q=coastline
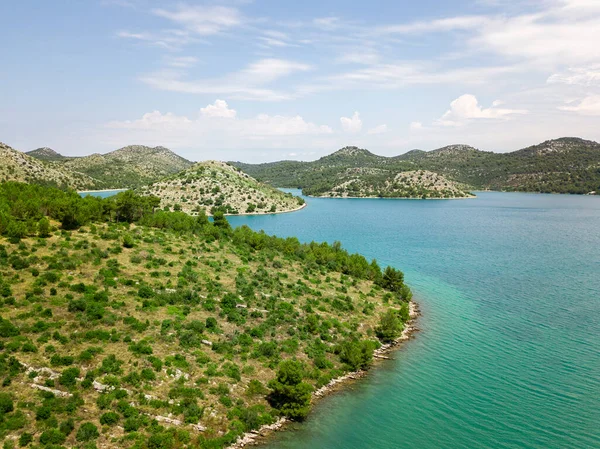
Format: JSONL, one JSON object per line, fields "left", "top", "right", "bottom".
{"left": 222, "top": 202, "right": 307, "bottom": 217}
{"left": 227, "top": 300, "right": 420, "bottom": 449}
{"left": 76, "top": 188, "right": 307, "bottom": 216}
{"left": 307, "top": 194, "right": 475, "bottom": 200}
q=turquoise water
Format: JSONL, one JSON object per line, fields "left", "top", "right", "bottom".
{"left": 227, "top": 191, "right": 600, "bottom": 449}
{"left": 78, "top": 189, "right": 126, "bottom": 198}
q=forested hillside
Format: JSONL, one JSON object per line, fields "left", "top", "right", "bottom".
{"left": 0, "top": 182, "right": 412, "bottom": 449}
{"left": 234, "top": 138, "right": 600, "bottom": 195}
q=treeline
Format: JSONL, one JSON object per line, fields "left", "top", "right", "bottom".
{"left": 0, "top": 182, "right": 409, "bottom": 294}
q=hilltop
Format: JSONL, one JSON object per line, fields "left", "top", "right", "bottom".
{"left": 25, "top": 145, "right": 193, "bottom": 189}
{"left": 233, "top": 137, "right": 600, "bottom": 195}
{"left": 0, "top": 142, "right": 97, "bottom": 190}
{"left": 54, "top": 145, "right": 193, "bottom": 189}
{"left": 0, "top": 182, "right": 412, "bottom": 449}
{"left": 25, "top": 148, "right": 68, "bottom": 162}
{"left": 138, "top": 161, "right": 305, "bottom": 215}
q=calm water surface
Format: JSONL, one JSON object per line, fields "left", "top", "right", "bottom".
{"left": 227, "top": 191, "right": 600, "bottom": 449}
{"left": 78, "top": 189, "right": 126, "bottom": 198}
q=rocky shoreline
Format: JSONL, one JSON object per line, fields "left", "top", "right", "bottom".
{"left": 227, "top": 301, "right": 420, "bottom": 449}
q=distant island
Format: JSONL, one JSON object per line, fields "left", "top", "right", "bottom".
{"left": 137, "top": 160, "right": 305, "bottom": 216}
{"left": 233, "top": 137, "right": 600, "bottom": 196}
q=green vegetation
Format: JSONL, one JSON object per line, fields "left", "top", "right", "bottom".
{"left": 138, "top": 160, "right": 305, "bottom": 216}
{"left": 233, "top": 138, "right": 600, "bottom": 195}
{"left": 0, "top": 181, "right": 411, "bottom": 448}
{"left": 0, "top": 143, "right": 96, "bottom": 191}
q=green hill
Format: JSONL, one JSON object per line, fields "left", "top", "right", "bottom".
{"left": 26, "top": 145, "right": 194, "bottom": 189}
{"left": 0, "top": 142, "right": 97, "bottom": 190}
{"left": 233, "top": 138, "right": 600, "bottom": 195}
{"left": 138, "top": 161, "right": 305, "bottom": 215}
{"left": 0, "top": 181, "right": 412, "bottom": 449}
{"left": 25, "top": 148, "right": 69, "bottom": 162}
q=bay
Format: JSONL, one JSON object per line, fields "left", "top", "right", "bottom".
{"left": 227, "top": 191, "right": 600, "bottom": 449}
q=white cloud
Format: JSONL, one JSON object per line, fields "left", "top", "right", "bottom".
{"left": 372, "top": 1, "right": 600, "bottom": 67}
{"left": 251, "top": 114, "right": 332, "bottom": 136}
{"left": 438, "top": 94, "right": 528, "bottom": 126}
{"left": 340, "top": 112, "right": 363, "bottom": 133}
{"left": 240, "top": 59, "right": 311, "bottom": 84}
{"left": 152, "top": 5, "right": 242, "bottom": 36}
{"left": 375, "top": 16, "right": 490, "bottom": 35}
{"left": 559, "top": 95, "right": 600, "bottom": 115}
{"left": 548, "top": 65, "right": 600, "bottom": 85}
{"left": 367, "top": 124, "right": 388, "bottom": 135}
{"left": 410, "top": 121, "right": 424, "bottom": 130}
{"left": 105, "top": 102, "right": 332, "bottom": 150}
{"left": 116, "top": 29, "right": 198, "bottom": 50}
{"left": 140, "top": 58, "right": 310, "bottom": 101}
{"left": 200, "top": 100, "right": 237, "bottom": 118}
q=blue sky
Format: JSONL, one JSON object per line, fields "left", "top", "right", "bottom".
{"left": 1, "top": 0, "right": 600, "bottom": 162}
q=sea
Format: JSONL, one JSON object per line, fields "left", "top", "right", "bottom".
{"left": 224, "top": 190, "right": 600, "bottom": 449}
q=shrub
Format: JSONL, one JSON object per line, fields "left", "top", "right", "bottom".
{"left": 39, "top": 429, "right": 66, "bottom": 445}
{"left": 375, "top": 309, "right": 403, "bottom": 343}
{"left": 76, "top": 422, "right": 99, "bottom": 442}
{"left": 100, "top": 411, "right": 120, "bottom": 426}
{"left": 0, "top": 318, "right": 19, "bottom": 338}
{"left": 19, "top": 432, "right": 33, "bottom": 447}
{"left": 59, "top": 367, "right": 81, "bottom": 387}
{"left": 0, "top": 392, "right": 14, "bottom": 415}
{"left": 122, "top": 234, "right": 135, "bottom": 248}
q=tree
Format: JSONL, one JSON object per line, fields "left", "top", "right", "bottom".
{"left": 38, "top": 216, "right": 51, "bottom": 238}
{"left": 212, "top": 210, "right": 231, "bottom": 231}
{"left": 267, "top": 360, "right": 312, "bottom": 421}
{"left": 381, "top": 266, "right": 404, "bottom": 293}
{"left": 375, "top": 309, "right": 403, "bottom": 343}
{"left": 338, "top": 339, "right": 377, "bottom": 371}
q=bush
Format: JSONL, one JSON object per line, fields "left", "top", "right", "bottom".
{"left": 122, "top": 234, "right": 135, "bottom": 248}
{"left": 100, "top": 411, "right": 120, "bottom": 426}
{"left": 19, "top": 432, "right": 33, "bottom": 447}
{"left": 267, "top": 361, "right": 312, "bottom": 421}
{"left": 39, "top": 429, "right": 66, "bottom": 445}
{"left": 0, "top": 318, "right": 19, "bottom": 338}
{"left": 375, "top": 309, "right": 403, "bottom": 343}
{"left": 0, "top": 392, "right": 14, "bottom": 415}
{"left": 338, "top": 339, "right": 377, "bottom": 371}
{"left": 76, "top": 422, "right": 99, "bottom": 442}
{"left": 59, "top": 367, "right": 81, "bottom": 387}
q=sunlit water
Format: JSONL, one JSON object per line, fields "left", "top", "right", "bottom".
{"left": 227, "top": 191, "right": 600, "bottom": 449}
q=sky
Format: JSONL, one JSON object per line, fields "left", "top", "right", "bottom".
{"left": 1, "top": 0, "right": 600, "bottom": 162}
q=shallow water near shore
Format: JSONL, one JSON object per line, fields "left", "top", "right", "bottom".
{"left": 227, "top": 191, "right": 600, "bottom": 449}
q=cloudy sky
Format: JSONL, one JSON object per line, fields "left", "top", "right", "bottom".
{"left": 1, "top": 0, "right": 600, "bottom": 162}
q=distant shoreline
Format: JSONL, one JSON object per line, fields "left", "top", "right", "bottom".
{"left": 306, "top": 194, "right": 476, "bottom": 200}
{"left": 227, "top": 300, "right": 420, "bottom": 449}
{"left": 78, "top": 188, "right": 127, "bottom": 194}
{"left": 223, "top": 202, "right": 307, "bottom": 217}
